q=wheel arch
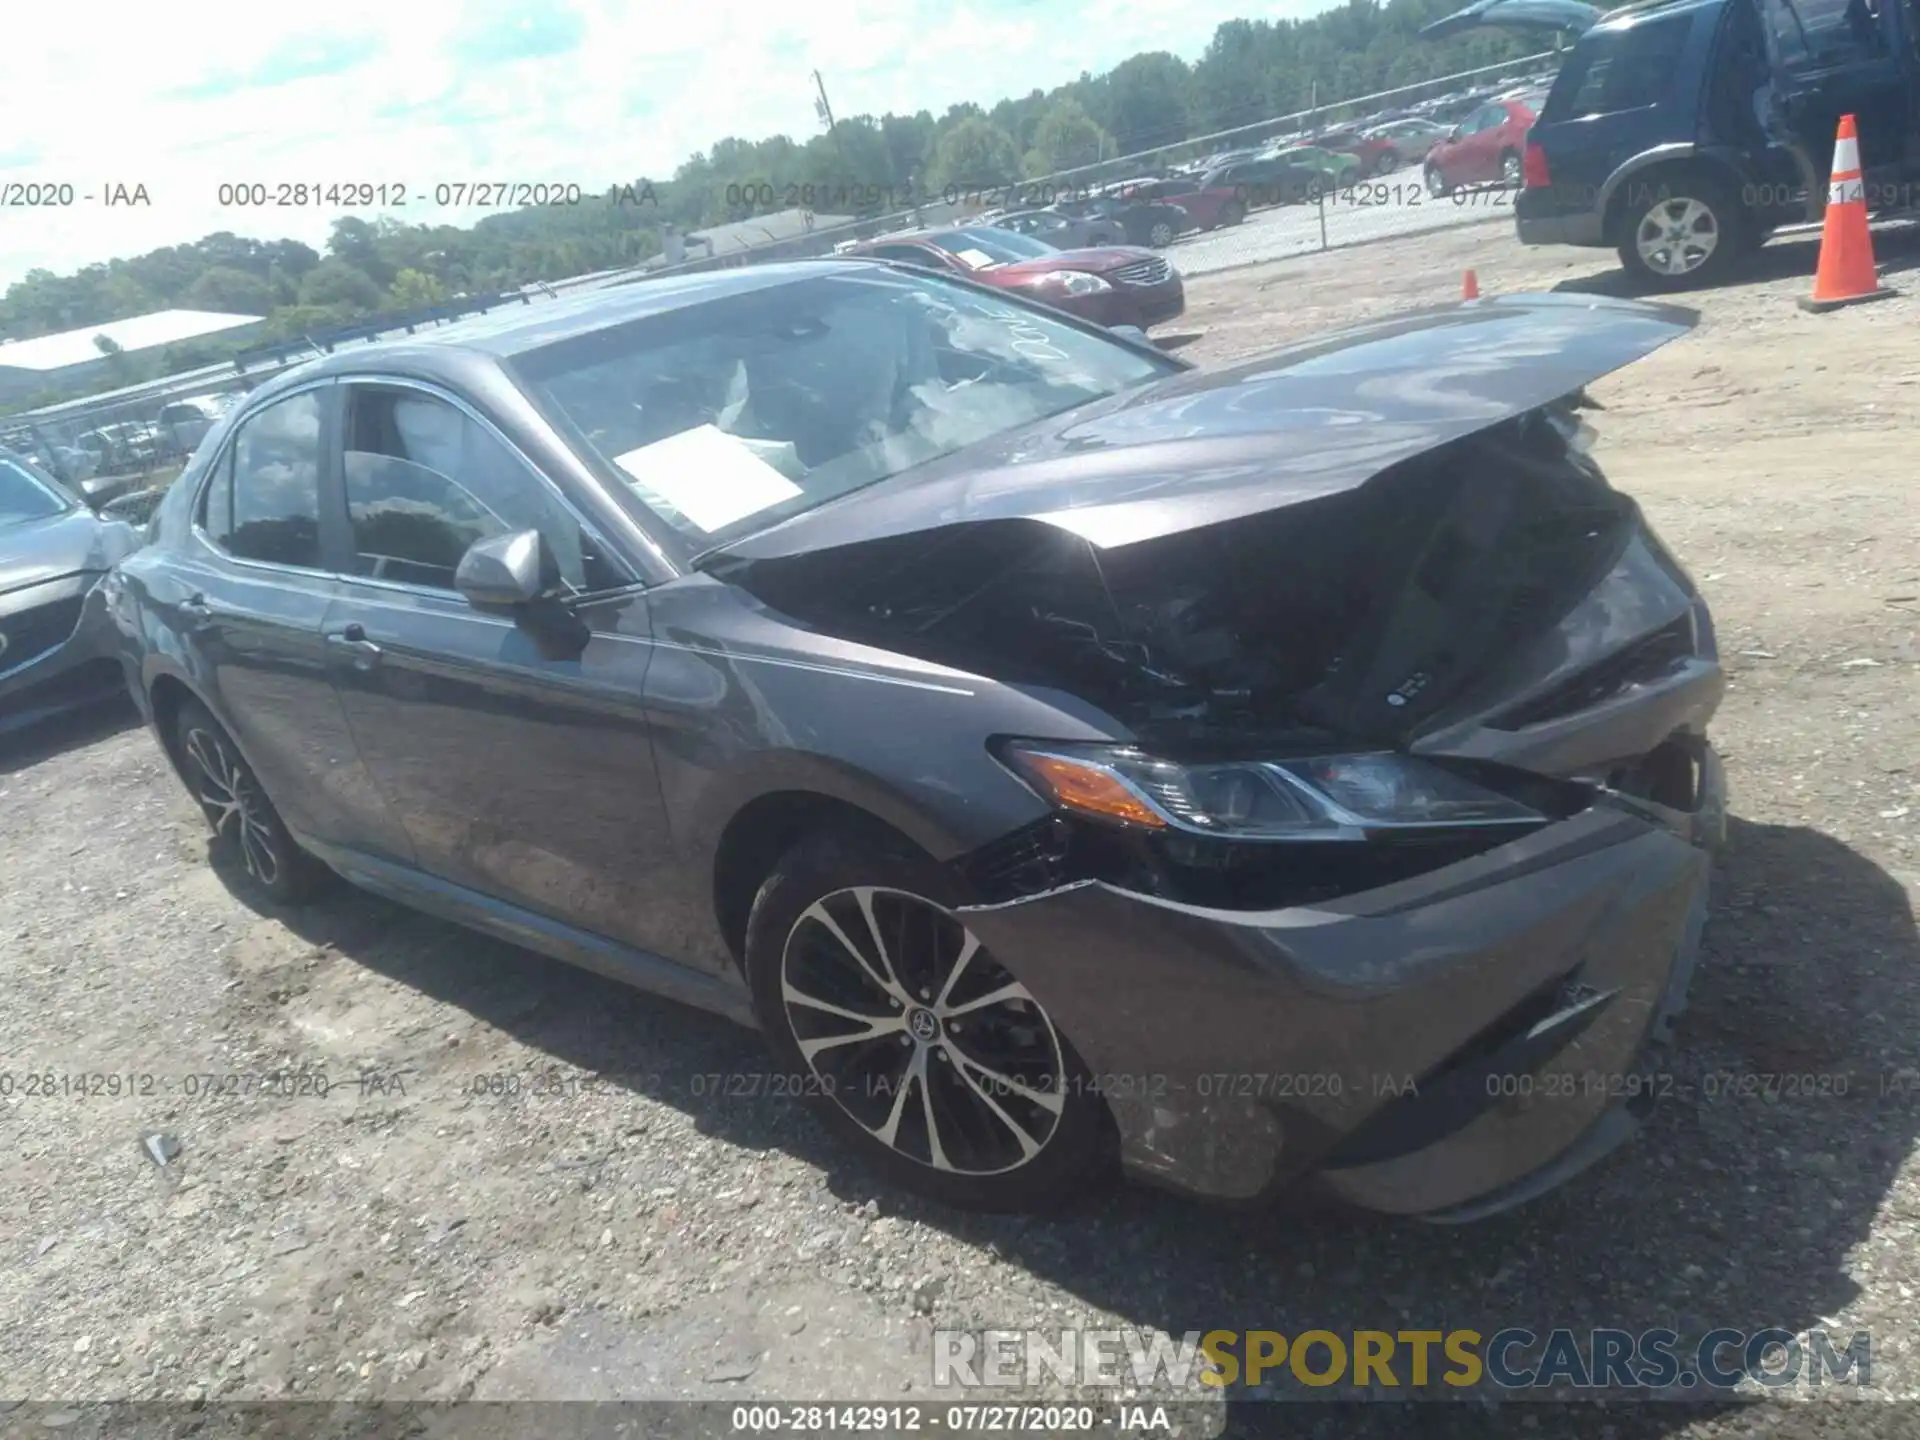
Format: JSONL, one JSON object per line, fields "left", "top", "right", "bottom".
{"left": 145, "top": 668, "right": 210, "bottom": 785}
{"left": 710, "top": 790, "right": 937, "bottom": 973}
{"left": 1599, "top": 147, "right": 1746, "bottom": 245}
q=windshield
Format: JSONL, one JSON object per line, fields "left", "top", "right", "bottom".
{"left": 512, "top": 268, "right": 1176, "bottom": 553}
{"left": 922, "top": 227, "right": 1057, "bottom": 268}
{"left": 0, "top": 453, "right": 73, "bottom": 527}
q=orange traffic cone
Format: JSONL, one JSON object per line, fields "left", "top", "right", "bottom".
{"left": 1799, "top": 115, "right": 1896, "bottom": 312}
{"left": 1462, "top": 269, "right": 1480, "bottom": 300}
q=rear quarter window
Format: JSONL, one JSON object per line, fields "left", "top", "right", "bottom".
{"left": 1547, "top": 15, "right": 1694, "bottom": 118}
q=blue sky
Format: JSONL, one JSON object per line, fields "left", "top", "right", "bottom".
{"left": 0, "top": 0, "right": 1330, "bottom": 292}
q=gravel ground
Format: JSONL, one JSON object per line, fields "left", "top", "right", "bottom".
{"left": 3, "top": 220, "right": 1918, "bottom": 1440}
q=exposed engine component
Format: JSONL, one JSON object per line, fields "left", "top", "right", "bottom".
{"left": 730, "top": 401, "right": 1638, "bottom": 753}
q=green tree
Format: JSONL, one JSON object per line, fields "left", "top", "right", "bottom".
{"left": 1105, "top": 53, "right": 1192, "bottom": 153}
{"left": 925, "top": 118, "right": 1023, "bottom": 192}
{"left": 297, "top": 258, "right": 384, "bottom": 311}
{"left": 184, "top": 266, "right": 280, "bottom": 315}
{"left": 388, "top": 268, "right": 448, "bottom": 307}
{"left": 1026, "top": 99, "right": 1108, "bottom": 176}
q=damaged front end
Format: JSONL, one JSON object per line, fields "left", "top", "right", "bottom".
{"left": 711, "top": 294, "right": 1724, "bottom": 1216}
{"left": 725, "top": 386, "right": 1721, "bottom": 909}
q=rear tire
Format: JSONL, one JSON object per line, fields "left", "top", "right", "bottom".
{"left": 1614, "top": 169, "right": 1748, "bottom": 291}
{"left": 1219, "top": 200, "right": 1246, "bottom": 227}
{"left": 1499, "top": 149, "right": 1522, "bottom": 188}
{"left": 1146, "top": 219, "right": 1175, "bottom": 247}
{"left": 1425, "top": 164, "right": 1452, "bottom": 198}
{"left": 744, "top": 829, "right": 1114, "bottom": 1213}
{"left": 173, "top": 699, "right": 335, "bottom": 905}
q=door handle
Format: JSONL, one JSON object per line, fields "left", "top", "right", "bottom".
{"left": 324, "top": 623, "right": 383, "bottom": 669}
{"left": 178, "top": 594, "right": 213, "bottom": 628}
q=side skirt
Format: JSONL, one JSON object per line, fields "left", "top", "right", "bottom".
{"left": 297, "top": 836, "right": 759, "bottom": 1029}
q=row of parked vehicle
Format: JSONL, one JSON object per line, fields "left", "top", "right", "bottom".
{"left": 1, "top": 394, "right": 241, "bottom": 509}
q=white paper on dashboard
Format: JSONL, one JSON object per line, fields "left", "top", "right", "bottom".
{"left": 610, "top": 424, "right": 803, "bottom": 533}
{"left": 954, "top": 248, "right": 997, "bottom": 270}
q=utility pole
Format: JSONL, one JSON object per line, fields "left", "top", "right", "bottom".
{"left": 813, "top": 70, "right": 848, "bottom": 174}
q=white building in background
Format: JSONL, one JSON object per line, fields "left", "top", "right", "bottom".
{"left": 0, "top": 309, "right": 264, "bottom": 406}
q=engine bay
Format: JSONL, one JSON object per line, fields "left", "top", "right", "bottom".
{"left": 726, "top": 402, "right": 1637, "bottom": 755}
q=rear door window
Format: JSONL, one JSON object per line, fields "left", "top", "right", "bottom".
{"left": 201, "top": 390, "right": 325, "bottom": 569}
{"left": 1762, "top": 0, "right": 1890, "bottom": 63}
{"left": 1552, "top": 15, "right": 1693, "bottom": 116}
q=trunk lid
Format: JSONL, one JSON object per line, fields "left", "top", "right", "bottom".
{"left": 1421, "top": 0, "right": 1604, "bottom": 38}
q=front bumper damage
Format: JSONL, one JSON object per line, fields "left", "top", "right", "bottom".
{"left": 954, "top": 742, "right": 1724, "bottom": 1218}
{"left": 0, "top": 573, "right": 125, "bottom": 736}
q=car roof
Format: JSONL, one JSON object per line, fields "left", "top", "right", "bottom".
{"left": 300, "top": 261, "right": 889, "bottom": 368}
{"left": 246, "top": 259, "right": 908, "bottom": 394}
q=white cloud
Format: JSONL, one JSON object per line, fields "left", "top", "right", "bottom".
{"left": 0, "top": 0, "right": 1328, "bottom": 288}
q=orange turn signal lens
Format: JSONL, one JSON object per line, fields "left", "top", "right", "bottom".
{"left": 1016, "top": 752, "right": 1166, "bottom": 829}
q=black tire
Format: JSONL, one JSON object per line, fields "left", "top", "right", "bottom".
{"left": 173, "top": 699, "right": 334, "bottom": 905}
{"left": 744, "top": 828, "right": 1115, "bottom": 1213}
{"left": 1613, "top": 169, "right": 1748, "bottom": 292}
{"left": 1218, "top": 199, "right": 1246, "bottom": 227}
{"left": 1374, "top": 152, "right": 1399, "bottom": 177}
{"left": 1425, "top": 164, "right": 1452, "bottom": 198}
{"left": 1499, "top": 149, "right": 1522, "bottom": 189}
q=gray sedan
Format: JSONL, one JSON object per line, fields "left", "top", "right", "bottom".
{"left": 109, "top": 264, "right": 1726, "bottom": 1218}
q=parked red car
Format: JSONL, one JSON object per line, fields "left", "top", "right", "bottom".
{"left": 1312, "top": 129, "right": 1401, "bottom": 177}
{"left": 844, "top": 226, "right": 1185, "bottom": 329}
{"left": 1422, "top": 95, "right": 1543, "bottom": 195}
{"left": 1111, "top": 175, "right": 1248, "bottom": 230}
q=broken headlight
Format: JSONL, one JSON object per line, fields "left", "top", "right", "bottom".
{"left": 1000, "top": 742, "right": 1543, "bottom": 839}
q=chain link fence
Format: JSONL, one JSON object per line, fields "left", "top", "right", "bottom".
{"left": 2, "top": 47, "right": 1566, "bottom": 463}
{"left": 606, "top": 46, "right": 1564, "bottom": 287}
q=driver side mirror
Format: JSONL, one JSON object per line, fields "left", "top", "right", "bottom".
{"left": 455, "top": 529, "right": 557, "bottom": 609}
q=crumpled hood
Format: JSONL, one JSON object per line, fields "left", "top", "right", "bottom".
{"left": 705, "top": 293, "right": 1696, "bottom": 563}
{"left": 0, "top": 507, "right": 136, "bottom": 597}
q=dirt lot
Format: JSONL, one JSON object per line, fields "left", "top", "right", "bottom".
{"left": 4, "top": 220, "right": 1919, "bottom": 1439}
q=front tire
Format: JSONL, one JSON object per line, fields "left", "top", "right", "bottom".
{"left": 1218, "top": 199, "right": 1246, "bottom": 227}
{"left": 1615, "top": 170, "right": 1747, "bottom": 291}
{"left": 1146, "top": 219, "right": 1175, "bottom": 247}
{"left": 1425, "top": 163, "right": 1452, "bottom": 198}
{"left": 744, "top": 830, "right": 1114, "bottom": 1212}
{"left": 173, "top": 699, "right": 334, "bottom": 905}
{"left": 1499, "top": 149, "right": 1522, "bottom": 188}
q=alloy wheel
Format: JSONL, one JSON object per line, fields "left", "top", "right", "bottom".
{"left": 1148, "top": 221, "right": 1174, "bottom": 247}
{"left": 183, "top": 724, "right": 282, "bottom": 887}
{"left": 780, "top": 886, "right": 1066, "bottom": 1176}
{"left": 1501, "top": 152, "right": 1522, "bottom": 187}
{"left": 1634, "top": 197, "right": 1719, "bottom": 278}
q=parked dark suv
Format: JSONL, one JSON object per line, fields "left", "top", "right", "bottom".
{"left": 1437, "top": 0, "right": 1920, "bottom": 287}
